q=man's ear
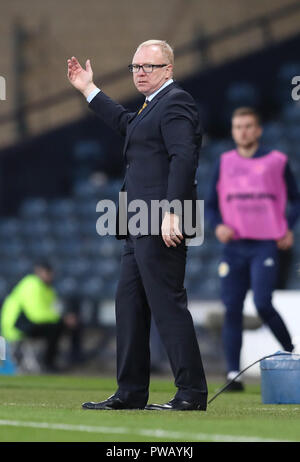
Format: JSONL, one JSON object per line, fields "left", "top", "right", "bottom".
{"left": 257, "top": 125, "right": 263, "bottom": 139}
{"left": 167, "top": 64, "right": 173, "bottom": 78}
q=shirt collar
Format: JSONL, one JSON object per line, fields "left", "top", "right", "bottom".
{"left": 252, "top": 146, "right": 270, "bottom": 158}
{"left": 146, "top": 79, "right": 174, "bottom": 102}
{"left": 236, "top": 145, "right": 270, "bottom": 159}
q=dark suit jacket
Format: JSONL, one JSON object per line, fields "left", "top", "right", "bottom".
{"left": 89, "top": 81, "right": 202, "bottom": 239}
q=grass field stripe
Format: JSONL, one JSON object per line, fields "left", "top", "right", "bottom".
{"left": 0, "top": 420, "right": 128, "bottom": 435}
{"left": 0, "top": 420, "right": 288, "bottom": 442}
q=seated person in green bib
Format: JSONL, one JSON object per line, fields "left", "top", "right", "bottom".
{"left": 0, "top": 260, "right": 77, "bottom": 371}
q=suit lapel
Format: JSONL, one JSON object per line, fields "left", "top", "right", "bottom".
{"left": 123, "top": 81, "right": 177, "bottom": 157}
{"left": 123, "top": 99, "right": 159, "bottom": 155}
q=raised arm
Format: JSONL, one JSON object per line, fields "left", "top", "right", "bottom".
{"left": 67, "top": 56, "right": 97, "bottom": 98}
{"left": 67, "top": 56, "right": 131, "bottom": 137}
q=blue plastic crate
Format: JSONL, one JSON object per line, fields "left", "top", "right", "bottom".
{"left": 260, "top": 352, "right": 300, "bottom": 404}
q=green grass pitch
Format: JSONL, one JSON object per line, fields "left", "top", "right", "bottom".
{"left": 0, "top": 375, "right": 299, "bottom": 442}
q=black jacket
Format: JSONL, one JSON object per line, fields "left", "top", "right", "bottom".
{"left": 89, "top": 81, "right": 202, "bottom": 238}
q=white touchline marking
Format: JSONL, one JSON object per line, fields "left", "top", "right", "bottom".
{"left": 242, "top": 407, "right": 300, "bottom": 412}
{"left": 0, "top": 420, "right": 291, "bottom": 442}
{"left": 1, "top": 403, "right": 60, "bottom": 408}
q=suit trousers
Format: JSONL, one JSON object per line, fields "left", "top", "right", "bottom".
{"left": 114, "top": 234, "right": 207, "bottom": 407}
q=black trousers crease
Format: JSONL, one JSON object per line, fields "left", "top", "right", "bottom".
{"left": 115, "top": 234, "right": 207, "bottom": 406}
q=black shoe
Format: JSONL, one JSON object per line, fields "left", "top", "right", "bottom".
{"left": 145, "top": 398, "right": 206, "bottom": 411}
{"left": 82, "top": 394, "right": 145, "bottom": 410}
{"left": 224, "top": 380, "right": 244, "bottom": 392}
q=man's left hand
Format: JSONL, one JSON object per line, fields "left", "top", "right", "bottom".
{"left": 161, "top": 212, "right": 183, "bottom": 247}
{"left": 276, "top": 230, "right": 294, "bottom": 250}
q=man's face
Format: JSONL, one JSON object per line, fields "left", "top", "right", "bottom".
{"left": 132, "top": 45, "right": 173, "bottom": 97}
{"left": 231, "top": 115, "right": 262, "bottom": 148}
{"left": 35, "top": 267, "right": 54, "bottom": 285}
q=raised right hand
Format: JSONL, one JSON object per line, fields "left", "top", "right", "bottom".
{"left": 67, "top": 56, "right": 97, "bottom": 97}
{"left": 215, "top": 224, "right": 235, "bottom": 243}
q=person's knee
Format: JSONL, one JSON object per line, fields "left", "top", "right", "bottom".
{"left": 253, "top": 292, "right": 273, "bottom": 321}
{"left": 254, "top": 292, "right": 274, "bottom": 321}
{"left": 255, "top": 304, "right": 275, "bottom": 322}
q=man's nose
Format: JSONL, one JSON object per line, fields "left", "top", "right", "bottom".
{"left": 137, "top": 67, "right": 146, "bottom": 75}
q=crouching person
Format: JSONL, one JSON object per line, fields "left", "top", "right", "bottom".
{"left": 0, "top": 260, "right": 78, "bottom": 372}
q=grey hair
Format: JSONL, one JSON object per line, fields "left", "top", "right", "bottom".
{"left": 135, "top": 40, "right": 174, "bottom": 66}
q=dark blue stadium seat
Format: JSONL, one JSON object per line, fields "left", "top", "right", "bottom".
{"left": 21, "top": 219, "right": 52, "bottom": 238}
{"left": 19, "top": 198, "right": 48, "bottom": 218}
{"left": 51, "top": 220, "right": 80, "bottom": 239}
{"left": 60, "top": 258, "right": 91, "bottom": 279}
{"left": 48, "top": 199, "right": 76, "bottom": 218}
{"left": 81, "top": 237, "right": 102, "bottom": 257}
{"left": 79, "top": 219, "right": 98, "bottom": 237}
{"left": 0, "top": 239, "right": 24, "bottom": 258}
{"left": 55, "top": 276, "right": 79, "bottom": 298}
{"left": 205, "top": 139, "right": 234, "bottom": 161}
{"left": 91, "top": 258, "right": 120, "bottom": 280}
{"left": 98, "top": 238, "right": 121, "bottom": 258}
{"left": 76, "top": 200, "right": 99, "bottom": 218}
{"left": 261, "top": 121, "right": 286, "bottom": 144}
{"left": 285, "top": 125, "right": 300, "bottom": 144}
{"left": 53, "top": 238, "right": 81, "bottom": 258}
{"left": 73, "top": 180, "right": 99, "bottom": 200}
{"left": 26, "top": 238, "right": 57, "bottom": 258}
{"left": 0, "top": 219, "right": 20, "bottom": 238}
{"left": 186, "top": 258, "right": 204, "bottom": 280}
{"left": 77, "top": 276, "right": 104, "bottom": 300}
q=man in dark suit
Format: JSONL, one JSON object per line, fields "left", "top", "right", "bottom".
{"left": 67, "top": 40, "right": 207, "bottom": 411}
